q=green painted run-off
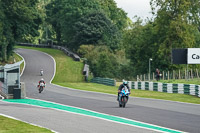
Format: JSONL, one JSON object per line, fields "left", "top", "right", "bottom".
{"left": 3, "top": 99, "right": 183, "bottom": 133}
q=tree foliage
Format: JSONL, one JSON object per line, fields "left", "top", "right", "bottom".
{"left": 78, "top": 45, "right": 132, "bottom": 79}
{"left": 150, "top": 0, "right": 200, "bottom": 68}
{"left": 72, "top": 11, "right": 121, "bottom": 50}
{"left": 123, "top": 0, "right": 200, "bottom": 77}
{"left": 0, "top": 0, "right": 42, "bottom": 62}
{"left": 46, "top": 0, "right": 128, "bottom": 50}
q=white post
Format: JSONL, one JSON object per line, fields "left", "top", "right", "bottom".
{"left": 149, "top": 58, "right": 153, "bottom": 81}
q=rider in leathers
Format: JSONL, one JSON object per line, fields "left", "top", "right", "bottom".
{"left": 38, "top": 78, "right": 46, "bottom": 88}
{"left": 117, "top": 81, "right": 130, "bottom": 101}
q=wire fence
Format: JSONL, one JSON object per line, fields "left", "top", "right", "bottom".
{"left": 137, "top": 69, "right": 200, "bottom": 81}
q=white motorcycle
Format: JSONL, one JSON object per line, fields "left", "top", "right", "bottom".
{"left": 40, "top": 69, "right": 44, "bottom": 76}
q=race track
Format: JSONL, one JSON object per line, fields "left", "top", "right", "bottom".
{"left": 1, "top": 48, "right": 200, "bottom": 133}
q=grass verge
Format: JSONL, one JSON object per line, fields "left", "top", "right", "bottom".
{"left": 16, "top": 46, "right": 200, "bottom": 104}
{"left": 159, "top": 79, "right": 200, "bottom": 85}
{"left": 0, "top": 115, "right": 53, "bottom": 133}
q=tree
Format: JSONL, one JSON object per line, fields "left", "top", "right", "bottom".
{"left": 46, "top": 0, "right": 101, "bottom": 45}
{"left": 78, "top": 45, "right": 131, "bottom": 79}
{"left": 72, "top": 11, "right": 121, "bottom": 50}
{"left": 98, "top": 0, "right": 128, "bottom": 31}
{"left": 123, "top": 19, "right": 158, "bottom": 76}
{"left": 46, "top": 0, "right": 129, "bottom": 50}
{"left": 0, "top": 0, "right": 42, "bottom": 62}
{"left": 150, "top": 0, "right": 200, "bottom": 69}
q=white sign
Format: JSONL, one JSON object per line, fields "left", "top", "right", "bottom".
{"left": 188, "top": 48, "right": 200, "bottom": 64}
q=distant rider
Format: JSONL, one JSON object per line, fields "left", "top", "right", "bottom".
{"left": 117, "top": 81, "right": 130, "bottom": 101}
{"left": 40, "top": 69, "right": 44, "bottom": 76}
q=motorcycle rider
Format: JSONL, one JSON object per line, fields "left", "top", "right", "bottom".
{"left": 40, "top": 69, "right": 44, "bottom": 76}
{"left": 117, "top": 80, "right": 130, "bottom": 101}
{"left": 38, "top": 78, "right": 46, "bottom": 88}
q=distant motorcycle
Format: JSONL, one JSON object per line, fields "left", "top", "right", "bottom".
{"left": 119, "top": 86, "right": 130, "bottom": 108}
{"left": 38, "top": 82, "right": 45, "bottom": 93}
{"left": 40, "top": 69, "right": 43, "bottom": 76}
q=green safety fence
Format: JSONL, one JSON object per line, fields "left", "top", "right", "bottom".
{"left": 163, "top": 83, "right": 168, "bottom": 93}
{"left": 172, "top": 84, "right": 178, "bottom": 93}
{"left": 131, "top": 81, "right": 200, "bottom": 98}
{"left": 91, "top": 77, "right": 116, "bottom": 86}
{"left": 145, "top": 82, "right": 149, "bottom": 90}
{"left": 184, "top": 84, "right": 190, "bottom": 95}
{"left": 153, "top": 83, "right": 158, "bottom": 91}
{"left": 138, "top": 82, "right": 141, "bottom": 89}
{"left": 195, "top": 85, "right": 199, "bottom": 97}
{"left": 131, "top": 81, "right": 135, "bottom": 89}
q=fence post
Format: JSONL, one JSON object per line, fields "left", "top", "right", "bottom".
{"left": 153, "top": 73, "right": 155, "bottom": 80}
{"left": 185, "top": 69, "right": 186, "bottom": 80}
{"left": 162, "top": 71, "right": 165, "bottom": 80}
{"left": 196, "top": 69, "right": 199, "bottom": 79}
{"left": 168, "top": 71, "right": 169, "bottom": 80}
{"left": 191, "top": 69, "right": 193, "bottom": 79}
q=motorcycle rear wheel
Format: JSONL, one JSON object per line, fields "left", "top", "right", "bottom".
{"left": 39, "top": 87, "right": 43, "bottom": 93}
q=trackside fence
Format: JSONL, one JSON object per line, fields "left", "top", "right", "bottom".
{"left": 91, "top": 77, "right": 116, "bottom": 86}
{"left": 130, "top": 81, "right": 200, "bottom": 97}
{"left": 18, "top": 43, "right": 80, "bottom": 61}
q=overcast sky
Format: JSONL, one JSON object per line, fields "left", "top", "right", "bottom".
{"left": 114, "top": 0, "right": 152, "bottom": 21}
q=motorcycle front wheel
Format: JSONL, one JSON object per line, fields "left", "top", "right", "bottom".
{"left": 122, "top": 97, "right": 127, "bottom": 108}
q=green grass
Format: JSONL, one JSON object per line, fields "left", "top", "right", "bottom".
{"left": 0, "top": 115, "right": 53, "bottom": 133}
{"left": 159, "top": 78, "right": 200, "bottom": 85}
{"left": 15, "top": 46, "right": 200, "bottom": 104}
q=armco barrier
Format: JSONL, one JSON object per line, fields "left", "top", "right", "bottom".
{"left": 18, "top": 43, "right": 80, "bottom": 61}
{"left": 172, "top": 84, "right": 178, "bottom": 93}
{"left": 195, "top": 85, "right": 199, "bottom": 96}
{"left": 131, "top": 81, "right": 135, "bottom": 90}
{"left": 145, "top": 82, "right": 149, "bottom": 90}
{"left": 138, "top": 82, "right": 141, "bottom": 89}
{"left": 141, "top": 82, "right": 145, "bottom": 90}
{"left": 153, "top": 83, "right": 158, "bottom": 91}
{"left": 91, "top": 77, "right": 116, "bottom": 86}
{"left": 162, "top": 83, "right": 167, "bottom": 92}
{"left": 131, "top": 81, "right": 200, "bottom": 97}
{"left": 184, "top": 84, "right": 190, "bottom": 95}
{"left": 178, "top": 84, "right": 184, "bottom": 94}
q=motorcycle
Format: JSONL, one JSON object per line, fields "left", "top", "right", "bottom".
{"left": 119, "top": 86, "right": 130, "bottom": 108}
{"left": 40, "top": 69, "right": 43, "bottom": 76}
{"left": 38, "top": 82, "right": 45, "bottom": 93}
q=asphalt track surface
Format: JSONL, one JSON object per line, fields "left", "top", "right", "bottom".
{"left": 1, "top": 48, "right": 200, "bottom": 133}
